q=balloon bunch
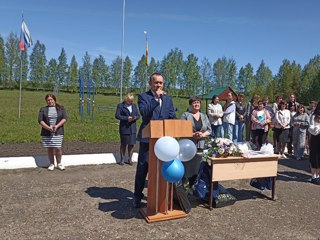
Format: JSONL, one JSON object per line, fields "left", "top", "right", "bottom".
{"left": 154, "top": 137, "right": 197, "bottom": 183}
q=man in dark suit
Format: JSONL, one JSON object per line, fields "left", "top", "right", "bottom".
{"left": 133, "top": 72, "right": 176, "bottom": 208}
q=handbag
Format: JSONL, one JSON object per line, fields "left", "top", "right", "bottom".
{"left": 173, "top": 180, "right": 192, "bottom": 213}
{"left": 194, "top": 161, "right": 215, "bottom": 199}
{"left": 194, "top": 162, "right": 237, "bottom": 208}
{"left": 213, "top": 185, "right": 237, "bottom": 208}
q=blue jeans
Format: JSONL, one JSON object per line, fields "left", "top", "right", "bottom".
{"left": 133, "top": 142, "right": 149, "bottom": 202}
{"left": 222, "top": 122, "right": 234, "bottom": 140}
{"left": 233, "top": 120, "right": 245, "bottom": 143}
{"left": 211, "top": 124, "right": 222, "bottom": 139}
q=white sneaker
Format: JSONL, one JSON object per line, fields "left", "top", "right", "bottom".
{"left": 48, "top": 164, "right": 54, "bottom": 171}
{"left": 57, "top": 163, "right": 65, "bottom": 171}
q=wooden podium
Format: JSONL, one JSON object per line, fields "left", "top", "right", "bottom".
{"left": 140, "top": 119, "right": 193, "bottom": 223}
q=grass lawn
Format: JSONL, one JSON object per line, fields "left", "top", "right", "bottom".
{"left": 0, "top": 90, "right": 192, "bottom": 144}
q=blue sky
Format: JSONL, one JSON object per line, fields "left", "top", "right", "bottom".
{"left": 1, "top": 0, "right": 319, "bottom": 74}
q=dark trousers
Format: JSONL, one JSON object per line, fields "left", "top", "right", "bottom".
{"left": 211, "top": 124, "right": 222, "bottom": 139}
{"left": 133, "top": 142, "right": 149, "bottom": 201}
{"left": 287, "top": 127, "right": 293, "bottom": 154}
{"left": 252, "top": 129, "right": 267, "bottom": 149}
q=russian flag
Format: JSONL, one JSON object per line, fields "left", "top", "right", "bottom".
{"left": 20, "top": 20, "right": 32, "bottom": 51}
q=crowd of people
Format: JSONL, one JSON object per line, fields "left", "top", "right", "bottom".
{"left": 37, "top": 73, "right": 320, "bottom": 209}
{"left": 206, "top": 92, "right": 320, "bottom": 185}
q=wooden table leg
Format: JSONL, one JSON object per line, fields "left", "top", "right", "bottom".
{"left": 209, "top": 181, "right": 213, "bottom": 210}
{"left": 271, "top": 176, "right": 276, "bottom": 200}
{"left": 209, "top": 162, "right": 214, "bottom": 210}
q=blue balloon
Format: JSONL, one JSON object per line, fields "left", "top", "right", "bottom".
{"left": 161, "top": 159, "right": 185, "bottom": 183}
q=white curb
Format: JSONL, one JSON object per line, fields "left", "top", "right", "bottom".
{"left": 0, "top": 152, "right": 138, "bottom": 170}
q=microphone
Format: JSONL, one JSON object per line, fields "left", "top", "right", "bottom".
{"left": 160, "top": 91, "right": 167, "bottom": 99}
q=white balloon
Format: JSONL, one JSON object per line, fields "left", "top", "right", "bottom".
{"left": 177, "top": 139, "right": 197, "bottom": 162}
{"left": 154, "top": 136, "right": 180, "bottom": 162}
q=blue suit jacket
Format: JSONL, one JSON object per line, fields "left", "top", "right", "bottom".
{"left": 115, "top": 102, "right": 140, "bottom": 135}
{"left": 137, "top": 90, "right": 176, "bottom": 143}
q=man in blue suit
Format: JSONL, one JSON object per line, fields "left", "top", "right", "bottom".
{"left": 133, "top": 72, "right": 176, "bottom": 208}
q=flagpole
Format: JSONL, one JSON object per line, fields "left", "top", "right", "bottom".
{"left": 144, "top": 31, "right": 148, "bottom": 92}
{"left": 18, "top": 51, "right": 22, "bottom": 119}
{"left": 18, "top": 12, "right": 23, "bottom": 119}
{"left": 120, "top": 0, "right": 125, "bottom": 103}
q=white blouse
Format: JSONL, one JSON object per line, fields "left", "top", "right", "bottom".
{"left": 275, "top": 109, "right": 291, "bottom": 129}
{"left": 309, "top": 115, "right": 320, "bottom": 136}
{"left": 207, "top": 103, "right": 223, "bottom": 126}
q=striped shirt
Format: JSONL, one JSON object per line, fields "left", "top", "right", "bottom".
{"left": 42, "top": 107, "right": 64, "bottom": 148}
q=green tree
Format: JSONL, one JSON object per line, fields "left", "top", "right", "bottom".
{"left": 29, "top": 40, "right": 47, "bottom": 88}
{"left": 200, "top": 57, "right": 213, "bottom": 96}
{"left": 226, "top": 58, "right": 237, "bottom": 89}
{"left": 0, "top": 34, "right": 7, "bottom": 85}
{"left": 110, "top": 56, "right": 122, "bottom": 95}
{"left": 132, "top": 55, "right": 147, "bottom": 90}
{"left": 57, "top": 48, "right": 68, "bottom": 88}
{"left": 274, "top": 59, "right": 301, "bottom": 100}
{"left": 148, "top": 57, "right": 159, "bottom": 75}
{"left": 132, "top": 55, "right": 158, "bottom": 92}
{"left": 184, "top": 54, "right": 201, "bottom": 96}
{"left": 290, "top": 61, "right": 302, "bottom": 98}
{"left": 5, "top": 32, "right": 20, "bottom": 88}
{"left": 68, "top": 55, "right": 79, "bottom": 93}
{"left": 92, "top": 55, "right": 109, "bottom": 92}
{"left": 265, "top": 79, "right": 276, "bottom": 102}
{"left": 254, "top": 60, "right": 273, "bottom": 97}
{"left": 213, "top": 57, "right": 228, "bottom": 87}
{"left": 19, "top": 50, "right": 29, "bottom": 88}
{"left": 79, "top": 51, "right": 92, "bottom": 83}
{"left": 238, "top": 63, "right": 254, "bottom": 94}
{"left": 123, "top": 56, "right": 132, "bottom": 92}
{"left": 160, "top": 48, "right": 184, "bottom": 96}
{"left": 46, "top": 58, "right": 58, "bottom": 90}
{"left": 300, "top": 55, "right": 320, "bottom": 103}
{"left": 309, "top": 72, "right": 320, "bottom": 102}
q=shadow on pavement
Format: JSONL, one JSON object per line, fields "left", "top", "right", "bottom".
{"left": 85, "top": 186, "right": 143, "bottom": 220}
{"left": 34, "top": 156, "right": 49, "bottom": 168}
{"left": 277, "top": 171, "right": 310, "bottom": 183}
{"left": 278, "top": 157, "right": 310, "bottom": 173}
{"left": 227, "top": 188, "right": 271, "bottom": 201}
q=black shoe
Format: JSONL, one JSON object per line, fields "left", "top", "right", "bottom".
{"left": 119, "top": 162, "right": 124, "bottom": 166}
{"left": 250, "top": 179, "right": 265, "bottom": 190}
{"left": 266, "top": 178, "right": 273, "bottom": 190}
{"left": 126, "top": 160, "right": 133, "bottom": 166}
{"left": 311, "top": 178, "right": 320, "bottom": 185}
{"left": 132, "top": 199, "right": 141, "bottom": 208}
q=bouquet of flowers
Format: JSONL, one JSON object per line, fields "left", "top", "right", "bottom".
{"left": 203, "top": 138, "right": 240, "bottom": 159}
